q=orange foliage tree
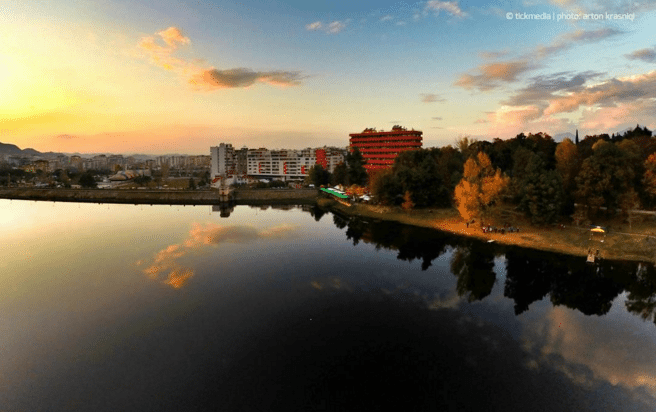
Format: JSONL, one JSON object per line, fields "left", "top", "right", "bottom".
{"left": 454, "top": 152, "right": 509, "bottom": 222}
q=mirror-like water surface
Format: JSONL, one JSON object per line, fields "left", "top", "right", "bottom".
{"left": 2, "top": 200, "right": 656, "bottom": 411}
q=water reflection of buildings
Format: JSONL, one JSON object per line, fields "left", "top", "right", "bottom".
{"left": 212, "top": 204, "right": 234, "bottom": 218}
{"left": 247, "top": 204, "right": 313, "bottom": 212}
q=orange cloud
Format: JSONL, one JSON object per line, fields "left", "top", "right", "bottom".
{"left": 544, "top": 70, "right": 656, "bottom": 115}
{"left": 138, "top": 26, "right": 305, "bottom": 90}
{"left": 455, "top": 60, "right": 533, "bottom": 91}
{"left": 140, "top": 223, "right": 298, "bottom": 288}
{"left": 157, "top": 27, "right": 190, "bottom": 48}
{"left": 189, "top": 68, "right": 303, "bottom": 90}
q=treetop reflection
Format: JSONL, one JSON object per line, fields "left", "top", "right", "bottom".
{"left": 327, "top": 211, "right": 656, "bottom": 325}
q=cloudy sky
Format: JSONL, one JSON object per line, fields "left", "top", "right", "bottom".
{"left": 1, "top": 0, "right": 655, "bottom": 154}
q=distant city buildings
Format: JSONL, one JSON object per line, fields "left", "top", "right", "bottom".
{"left": 209, "top": 144, "right": 346, "bottom": 186}
{"left": 349, "top": 125, "right": 422, "bottom": 172}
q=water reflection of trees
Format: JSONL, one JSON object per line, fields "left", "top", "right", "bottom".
{"left": 324, "top": 210, "right": 656, "bottom": 324}
{"left": 339, "top": 214, "right": 451, "bottom": 270}
{"left": 624, "top": 264, "right": 656, "bottom": 325}
{"left": 450, "top": 242, "right": 497, "bottom": 302}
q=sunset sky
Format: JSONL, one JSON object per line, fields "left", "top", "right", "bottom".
{"left": 1, "top": 0, "right": 655, "bottom": 155}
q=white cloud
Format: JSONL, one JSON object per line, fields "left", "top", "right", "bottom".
{"left": 424, "top": 1, "right": 468, "bottom": 18}
{"left": 305, "top": 21, "right": 322, "bottom": 31}
{"left": 327, "top": 20, "right": 347, "bottom": 34}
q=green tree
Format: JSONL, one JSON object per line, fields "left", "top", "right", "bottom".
{"left": 518, "top": 154, "right": 564, "bottom": 225}
{"left": 370, "top": 169, "right": 402, "bottom": 205}
{"left": 392, "top": 149, "right": 449, "bottom": 208}
{"left": 307, "top": 164, "right": 331, "bottom": 187}
{"left": 346, "top": 147, "right": 368, "bottom": 186}
{"left": 79, "top": 171, "right": 97, "bottom": 188}
{"left": 331, "top": 162, "right": 348, "bottom": 186}
{"left": 436, "top": 145, "right": 464, "bottom": 191}
{"left": 576, "top": 140, "right": 636, "bottom": 217}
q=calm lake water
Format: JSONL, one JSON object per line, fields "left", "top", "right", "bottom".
{"left": 2, "top": 199, "right": 656, "bottom": 411}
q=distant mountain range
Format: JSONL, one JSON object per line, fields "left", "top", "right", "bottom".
{"left": 0, "top": 142, "right": 159, "bottom": 159}
{"left": 0, "top": 142, "right": 45, "bottom": 156}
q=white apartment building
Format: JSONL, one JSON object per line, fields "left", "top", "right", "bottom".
{"left": 246, "top": 148, "right": 316, "bottom": 181}
{"left": 210, "top": 143, "right": 346, "bottom": 183}
{"left": 210, "top": 143, "right": 236, "bottom": 178}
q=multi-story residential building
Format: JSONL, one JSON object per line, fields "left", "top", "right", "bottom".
{"left": 210, "top": 143, "right": 345, "bottom": 183}
{"left": 246, "top": 148, "right": 309, "bottom": 181}
{"left": 349, "top": 125, "right": 422, "bottom": 172}
{"left": 210, "top": 144, "right": 236, "bottom": 178}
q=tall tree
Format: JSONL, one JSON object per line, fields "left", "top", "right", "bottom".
{"left": 307, "top": 164, "right": 331, "bottom": 187}
{"left": 518, "top": 154, "right": 564, "bottom": 225}
{"left": 576, "top": 140, "right": 636, "bottom": 217}
{"left": 555, "top": 138, "right": 580, "bottom": 215}
{"left": 345, "top": 147, "right": 368, "bottom": 186}
{"left": 370, "top": 169, "right": 402, "bottom": 205}
{"left": 555, "top": 138, "right": 580, "bottom": 193}
{"left": 331, "top": 162, "right": 348, "bottom": 186}
{"left": 642, "top": 153, "right": 656, "bottom": 208}
{"left": 392, "top": 149, "right": 449, "bottom": 208}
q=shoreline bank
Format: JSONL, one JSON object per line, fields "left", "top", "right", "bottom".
{"left": 0, "top": 188, "right": 317, "bottom": 205}
{"left": 316, "top": 198, "right": 656, "bottom": 264}
{"left": 2, "top": 187, "right": 653, "bottom": 263}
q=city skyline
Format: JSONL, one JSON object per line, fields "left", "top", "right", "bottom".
{"left": 1, "top": 0, "right": 655, "bottom": 155}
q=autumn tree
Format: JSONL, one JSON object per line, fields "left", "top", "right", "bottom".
{"left": 454, "top": 152, "right": 509, "bottom": 221}
{"left": 555, "top": 138, "right": 580, "bottom": 214}
{"left": 555, "top": 138, "right": 580, "bottom": 192}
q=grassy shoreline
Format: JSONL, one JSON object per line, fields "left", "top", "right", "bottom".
{"left": 317, "top": 197, "right": 656, "bottom": 264}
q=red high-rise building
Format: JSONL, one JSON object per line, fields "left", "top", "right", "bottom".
{"left": 349, "top": 125, "right": 422, "bottom": 171}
